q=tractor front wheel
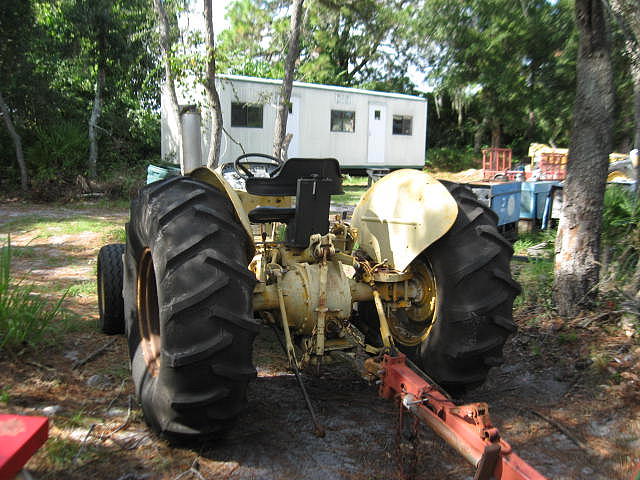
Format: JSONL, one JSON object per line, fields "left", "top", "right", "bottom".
{"left": 123, "top": 176, "right": 257, "bottom": 440}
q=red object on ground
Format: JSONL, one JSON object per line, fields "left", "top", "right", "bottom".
{"left": 0, "top": 414, "right": 48, "bottom": 479}
{"left": 376, "top": 353, "right": 548, "bottom": 480}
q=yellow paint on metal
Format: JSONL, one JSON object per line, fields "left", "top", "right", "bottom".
{"left": 189, "top": 167, "right": 254, "bottom": 241}
{"left": 351, "top": 169, "right": 458, "bottom": 271}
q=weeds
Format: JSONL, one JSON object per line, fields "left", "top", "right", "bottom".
{"left": 513, "top": 258, "right": 554, "bottom": 311}
{"left": 0, "top": 236, "right": 68, "bottom": 350}
{"left": 67, "top": 281, "right": 96, "bottom": 297}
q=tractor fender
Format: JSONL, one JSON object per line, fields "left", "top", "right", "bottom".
{"left": 189, "top": 166, "right": 255, "bottom": 257}
{"left": 351, "top": 170, "right": 458, "bottom": 271}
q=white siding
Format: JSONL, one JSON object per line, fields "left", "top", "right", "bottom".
{"left": 162, "top": 75, "right": 427, "bottom": 170}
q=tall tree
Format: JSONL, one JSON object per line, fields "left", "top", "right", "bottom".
{"left": 416, "top": 0, "right": 576, "bottom": 151}
{"left": 0, "top": 0, "right": 34, "bottom": 191}
{"left": 153, "top": 0, "right": 183, "bottom": 167}
{"left": 273, "top": 0, "right": 305, "bottom": 160}
{"left": 553, "top": 0, "right": 614, "bottom": 316}
{"left": 0, "top": 92, "right": 27, "bottom": 191}
{"left": 203, "top": 0, "right": 223, "bottom": 168}
{"left": 218, "top": 0, "right": 412, "bottom": 88}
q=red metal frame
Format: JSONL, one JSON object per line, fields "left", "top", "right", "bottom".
{"left": 376, "top": 354, "right": 547, "bottom": 480}
{"left": 482, "top": 148, "right": 513, "bottom": 181}
{"left": 0, "top": 414, "right": 48, "bottom": 479}
{"left": 538, "top": 152, "right": 567, "bottom": 180}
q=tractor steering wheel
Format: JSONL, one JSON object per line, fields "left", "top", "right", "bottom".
{"left": 234, "top": 153, "right": 283, "bottom": 179}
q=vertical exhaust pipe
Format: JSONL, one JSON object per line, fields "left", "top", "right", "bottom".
{"left": 180, "top": 105, "right": 203, "bottom": 174}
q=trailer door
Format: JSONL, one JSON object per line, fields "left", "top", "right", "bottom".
{"left": 367, "top": 104, "right": 386, "bottom": 164}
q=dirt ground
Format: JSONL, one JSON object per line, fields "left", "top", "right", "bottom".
{"left": 1, "top": 200, "right": 639, "bottom": 480}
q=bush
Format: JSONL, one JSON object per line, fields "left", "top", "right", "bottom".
{"left": 601, "top": 185, "right": 639, "bottom": 280}
{"left": 425, "top": 147, "right": 480, "bottom": 172}
{"left": 26, "top": 121, "right": 88, "bottom": 183}
{"left": 0, "top": 236, "right": 67, "bottom": 351}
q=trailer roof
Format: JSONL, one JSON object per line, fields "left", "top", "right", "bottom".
{"left": 218, "top": 74, "right": 427, "bottom": 102}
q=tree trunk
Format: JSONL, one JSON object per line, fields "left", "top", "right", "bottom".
{"left": 490, "top": 122, "right": 501, "bottom": 148}
{"left": 153, "top": 0, "right": 182, "bottom": 168}
{"left": 553, "top": 0, "right": 614, "bottom": 317}
{"left": 88, "top": 67, "right": 104, "bottom": 178}
{"left": 0, "top": 91, "right": 28, "bottom": 191}
{"left": 203, "top": 0, "right": 223, "bottom": 168}
{"left": 473, "top": 117, "right": 488, "bottom": 153}
{"left": 273, "top": 0, "right": 305, "bottom": 160}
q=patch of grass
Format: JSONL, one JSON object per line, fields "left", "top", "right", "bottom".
{"left": 0, "top": 387, "right": 9, "bottom": 403}
{"left": 557, "top": 331, "right": 578, "bottom": 344}
{"left": 102, "top": 226, "right": 126, "bottom": 244}
{"left": 67, "top": 281, "right": 96, "bottom": 297}
{"left": 11, "top": 245, "right": 38, "bottom": 258}
{"left": 341, "top": 175, "right": 368, "bottom": 187}
{"left": 513, "top": 230, "right": 557, "bottom": 256}
{"left": 513, "top": 258, "right": 554, "bottom": 311}
{"left": 0, "top": 236, "right": 69, "bottom": 350}
{"left": 0, "top": 216, "right": 118, "bottom": 238}
{"left": 40, "top": 437, "right": 95, "bottom": 470}
{"left": 332, "top": 185, "right": 367, "bottom": 206}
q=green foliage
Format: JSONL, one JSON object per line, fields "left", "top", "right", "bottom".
{"left": 0, "top": 236, "right": 67, "bottom": 350}
{"left": 513, "top": 258, "right": 554, "bottom": 311}
{"left": 425, "top": 147, "right": 480, "bottom": 172}
{"left": 27, "top": 121, "right": 88, "bottom": 182}
{"left": 218, "top": 0, "right": 413, "bottom": 88}
{"left": 418, "top": 0, "right": 577, "bottom": 153}
{"left": 601, "top": 185, "right": 640, "bottom": 279}
{"left": 512, "top": 230, "right": 557, "bottom": 256}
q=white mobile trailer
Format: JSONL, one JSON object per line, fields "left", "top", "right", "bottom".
{"left": 161, "top": 74, "right": 428, "bottom": 171}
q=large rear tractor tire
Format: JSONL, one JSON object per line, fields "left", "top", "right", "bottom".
{"left": 97, "top": 243, "right": 125, "bottom": 334}
{"left": 356, "top": 182, "right": 520, "bottom": 390}
{"left": 123, "top": 176, "right": 258, "bottom": 440}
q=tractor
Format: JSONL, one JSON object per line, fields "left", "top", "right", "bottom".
{"left": 96, "top": 153, "right": 519, "bottom": 441}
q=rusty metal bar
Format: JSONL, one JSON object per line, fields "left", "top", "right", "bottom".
{"left": 377, "top": 353, "right": 548, "bottom": 480}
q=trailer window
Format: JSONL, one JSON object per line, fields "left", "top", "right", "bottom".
{"left": 392, "top": 115, "right": 412, "bottom": 135}
{"left": 331, "top": 110, "right": 355, "bottom": 133}
{"left": 231, "top": 102, "right": 263, "bottom": 128}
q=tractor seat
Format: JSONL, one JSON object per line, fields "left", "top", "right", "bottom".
{"left": 245, "top": 157, "right": 343, "bottom": 196}
{"left": 245, "top": 157, "right": 343, "bottom": 247}
{"left": 248, "top": 206, "right": 296, "bottom": 224}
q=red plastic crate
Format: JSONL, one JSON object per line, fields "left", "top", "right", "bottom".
{"left": 0, "top": 415, "right": 48, "bottom": 479}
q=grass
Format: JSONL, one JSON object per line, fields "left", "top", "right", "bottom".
{"left": 67, "top": 281, "right": 96, "bottom": 297}
{"left": 513, "top": 257, "right": 554, "bottom": 311}
{"left": 513, "top": 230, "right": 557, "bottom": 256}
{"left": 332, "top": 185, "right": 368, "bottom": 206}
{"left": 0, "top": 236, "right": 69, "bottom": 350}
{"left": 0, "top": 216, "right": 123, "bottom": 238}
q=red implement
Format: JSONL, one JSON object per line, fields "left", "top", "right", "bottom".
{"left": 374, "top": 354, "right": 548, "bottom": 480}
{"left": 0, "top": 414, "right": 48, "bottom": 479}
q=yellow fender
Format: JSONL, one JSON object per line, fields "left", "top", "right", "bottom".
{"left": 351, "top": 170, "right": 458, "bottom": 271}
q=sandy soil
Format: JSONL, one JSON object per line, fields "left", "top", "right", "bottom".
{"left": 1, "top": 202, "right": 638, "bottom": 480}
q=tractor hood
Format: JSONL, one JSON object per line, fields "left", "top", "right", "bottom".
{"left": 351, "top": 170, "right": 458, "bottom": 271}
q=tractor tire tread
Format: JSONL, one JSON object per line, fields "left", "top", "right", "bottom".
{"left": 97, "top": 243, "right": 126, "bottom": 335}
{"left": 124, "top": 176, "right": 256, "bottom": 440}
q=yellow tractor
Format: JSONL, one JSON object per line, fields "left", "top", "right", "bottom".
{"left": 96, "top": 154, "right": 520, "bottom": 440}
